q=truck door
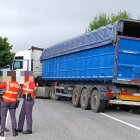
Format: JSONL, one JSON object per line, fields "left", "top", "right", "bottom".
{"left": 13, "top": 57, "right": 29, "bottom": 71}
{"left": 12, "top": 56, "right": 29, "bottom": 84}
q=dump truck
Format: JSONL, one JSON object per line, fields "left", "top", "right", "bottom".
{"left": 13, "top": 19, "right": 140, "bottom": 113}
{"left": 40, "top": 19, "right": 140, "bottom": 113}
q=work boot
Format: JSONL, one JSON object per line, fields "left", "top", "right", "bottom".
{"left": 23, "top": 130, "right": 32, "bottom": 134}
{"left": 16, "top": 129, "right": 23, "bottom": 133}
{"left": 5, "top": 128, "right": 10, "bottom": 132}
{"left": 0, "top": 131, "right": 4, "bottom": 137}
{"left": 13, "top": 128, "right": 18, "bottom": 136}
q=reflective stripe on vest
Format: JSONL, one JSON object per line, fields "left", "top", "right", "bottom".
{"left": 5, "top": 91, "right": 19, "bottom": 94}
{"left": 3, "top": 96, "right": 17, "bottom": 101}
{"left": 3, "top": 81, "right": 20, "bottom": 103}
{"left": 22, "top": 81, "right": 34, "bottom": 94}
{"left": 4, "top": 82, "right": 19, "bottom": 94}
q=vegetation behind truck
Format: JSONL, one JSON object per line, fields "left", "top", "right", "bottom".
{"left": 13, "top": 19, "right": 140, "bottom": 113}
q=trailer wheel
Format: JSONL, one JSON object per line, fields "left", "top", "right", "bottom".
{"left": 49, "top": 87, "right": 59, "bottom": 101}
{"left": 132, "top": 107, "right": 140, "bottom": 114}
{"left": 90, "top": 90, "right": 106, "bottom": 112}
{"left": 39, "top": 79, "right": 46, "bottom": 86}
{"left": 72, "top": 87, "right": 80, "bottom": 107}
{"left": 80, "top": 88, "right": 90, "bottom": 110}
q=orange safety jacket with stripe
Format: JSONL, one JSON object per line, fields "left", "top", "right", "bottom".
{"left": 22, "top": 81, "right": 37, "bottom": 98}
{"left": 2, "top": 81, "right": 20, "bottom": 103}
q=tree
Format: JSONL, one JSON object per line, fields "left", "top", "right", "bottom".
{"left": 0, "top": 37, "right": 14, "bottom": 69}
{"left": 87, "top": 10, "right": 131, "bottom": 31}
{"left": 110, "top": 10, "right": 131, "bottom": 24}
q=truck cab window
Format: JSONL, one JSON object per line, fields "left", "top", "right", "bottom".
{"left": 13, "top": 61, "right": 23, "bottom": 70}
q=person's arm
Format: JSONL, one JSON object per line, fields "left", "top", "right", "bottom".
{"left": 29, "top": 81, "right": 37, "bottom": 99}
{"left": 0, "top": 82, "right": 6, "bottom": 89}
{"left": 0, "top": 82, "right": 6, "bottom": 102}
{"left": 18, "top": 84, "right": 22, "bottom": 97}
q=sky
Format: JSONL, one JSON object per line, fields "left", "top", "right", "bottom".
{"left": 0, "top": 0, "right": 140, "bottom": 52}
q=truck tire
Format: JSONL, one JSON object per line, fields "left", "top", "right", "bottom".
{"left": 49, "top": 87, "right": 59, "bottom": 101}
{"left": 35, "top": 76, "right": 46, "bottom": 86}
{"left": 72, "top": 87, "right": 80, "bottom": 107}
{"left": 132, "top": 107, "right": 140, "bottom": 114}
{"left": 80, "top": 88, "right": 90, "bottom": 110}
{"left": 90, "top": 90, "right": 106, "bottom": 112}
{"left": 39, "top": 79, "right": 46, "bottom": 86}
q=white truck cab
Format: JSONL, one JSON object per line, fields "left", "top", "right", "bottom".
{"left": 12, "top": 46, "right": 43, "bottom": 84}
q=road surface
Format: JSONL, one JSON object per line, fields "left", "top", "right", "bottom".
{"left": 1, "top": 98, "right": 140, "bottom": 140}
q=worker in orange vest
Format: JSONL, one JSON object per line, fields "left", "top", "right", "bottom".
{"left": 17, "top": 75, "right": 37, "bottom": 134}
{"left": 0, "top": 74, "right": 20, "bottom": 137}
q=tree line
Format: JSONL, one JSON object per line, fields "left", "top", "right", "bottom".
{"left": 87, "top": 10, "right": 131, "bottom": 31}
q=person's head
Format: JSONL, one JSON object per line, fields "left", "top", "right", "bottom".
{"left": 7, "top": 71, "right": 16, "bottom": 82}
{"left": 23, "top": 71, "right": 34, "bottom": 82}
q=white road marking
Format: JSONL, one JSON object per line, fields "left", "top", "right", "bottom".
{"left": 0, "top": 137, "right": 5, "bottom": 140}
{"left": 100, "top": 113, "right": 140, "bottom": 131}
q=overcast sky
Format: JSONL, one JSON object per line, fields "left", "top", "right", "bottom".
{"left": 0, "top": 0, "right": 140, "bottom": 52}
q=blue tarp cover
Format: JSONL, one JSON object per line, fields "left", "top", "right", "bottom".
{"left": 40, "top": 24, "right": 117, "bottom": 61}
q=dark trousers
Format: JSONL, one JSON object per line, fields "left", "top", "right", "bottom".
{"left": 1, "top": 101, "right": 17, "bottom": 131}
{"left": 18, "top": 99, "right": 34, "bottom": 131}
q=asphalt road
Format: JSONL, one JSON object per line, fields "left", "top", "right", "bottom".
{"left": 2, "top": 98, "right": 140, "bottom": 140}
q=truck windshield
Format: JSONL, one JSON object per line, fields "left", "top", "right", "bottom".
{"left": 13, "top": 60, "right": 23, "bottom": 70}
{"left": 13, "top": 56, "right": 24, "bottom": 70}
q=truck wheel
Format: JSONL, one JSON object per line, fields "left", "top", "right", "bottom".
{"left": 39, "top": 79, "right": 46, "bottom": 86}
{"left": 49, "top": 87, "right": 59, "bottom": 101}
{"left": 80, "top": 88, "right": 90, "bottom": 110}
{"left": 132, "top": 107, "right": 140, "bottom": 114}
{"left": 72, "top": 87, "right": 80, "bottom": 107}
{"left": 90, "top": 90, "right": 106, "bottom": 112}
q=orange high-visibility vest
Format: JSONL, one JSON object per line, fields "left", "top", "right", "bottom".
{"left": 3, "top": 81, "right": 20, "bottom": 103}
{"left": 22, "top": 81, "right": 34, "bottom": 95}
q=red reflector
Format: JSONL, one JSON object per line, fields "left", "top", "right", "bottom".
{"left": 131, "top": 80, "right": 140, "bottom": 83}
{"left": 104, "top": 92, "right": 114, "bottom": 97}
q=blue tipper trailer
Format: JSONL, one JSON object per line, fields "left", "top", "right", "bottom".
{"left": 40, "top": 19, "right": 140, "bottom": 113}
